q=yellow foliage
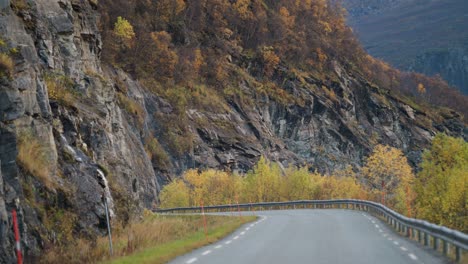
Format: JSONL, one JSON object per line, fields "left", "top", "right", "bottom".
{"left": 113, "top": 16, "right": 135, "bottom": 46}
{"left": 160, "top": 179, "right": 190, "bottom": 208}
{"left": 160, "top": 157, "right": 370, "bottom": 207}
{"left": 414, "top": 134, "right": 467, "bottom": 232}
{"left": 362, "top": 145, "right": 414, "bottom": 208}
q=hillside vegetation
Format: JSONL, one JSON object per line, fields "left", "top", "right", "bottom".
{"left": 99, "top": 0, "right": 467, "bottom": 121}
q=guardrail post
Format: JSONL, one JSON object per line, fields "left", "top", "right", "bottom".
{"left": 443, "top": 240, "right": 449, "bottom": 255}
{"left": 455, "top": 246, "right": 461, "bottom": 262}
{"left": 424, "top": 232, "right": 429, "bottom": 246}
{"left": 418, "top": 230, "right": 422, "bottom": 243}
{"left": 433, "top": 237, "right": 439, "bottom": 251}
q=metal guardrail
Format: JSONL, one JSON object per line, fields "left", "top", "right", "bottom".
{"left": 155, "top": 199, "right": 468, "bottom": 262}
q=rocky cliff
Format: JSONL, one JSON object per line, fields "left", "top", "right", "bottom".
{"left": 0, "top": 0, "right": 465, "bottom": 262}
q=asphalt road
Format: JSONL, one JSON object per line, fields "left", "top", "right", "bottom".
{"left": 168, "top": 209, "right": 449, "bottom": 264}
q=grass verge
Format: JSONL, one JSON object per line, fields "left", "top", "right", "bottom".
{"left": 42, "top": 212, "right": 255, "bottom": 263}
{"left": 104, "top": 215, "right": 256, "bottom": 264}
{"left": 106, "top": 214, "right": 256, "bottom": 264}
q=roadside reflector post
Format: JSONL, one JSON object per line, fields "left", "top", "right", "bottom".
{"left": 103, "top": 195, "right": 113, "bottom": 256}
{"left": 236, "top": 195, "right": 242, "bottom": 220}
{"left": 12, "top": 209, "right": 22, "bottom": 264}
{"left": 201, "top": 200, "right": 208, "bottom": 239}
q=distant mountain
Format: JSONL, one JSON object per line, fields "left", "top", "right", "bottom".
{"left": 344, "top": 0, "right": 468, "bottom": 95}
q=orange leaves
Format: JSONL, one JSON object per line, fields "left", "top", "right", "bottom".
{"left": 144, "top": 31, "right": 178, "bottom": 82}
{"left": 261, "top": 47, "right": 280, "bottom": 78}
{"left": 417, "top": 83, "right": 426, "bottom": 94}
{"left": 279, "top": 7, "right": 295, "bottom": 29}
{"left": 233, "top": 0, "right": 253, "bottom": 20}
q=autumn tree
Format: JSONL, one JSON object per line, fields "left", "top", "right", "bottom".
{"left": 113, "top": 16, "right": 135, "bottom": 48}
{"left": 243, "top": 157, "right": 283, "bottom": 202}
{"left": 159, "top": 179, "right": 190, "bottom": 208}
{"left": 135, "top": 31, "right": 178, "bottom": 82}
{"left": 414, "top": 134, "right": 467, "bottom": 232}
{"left": 362, "top": 145, "right": 414, "bottom": 207}
{"left": 260, "top": 47, "right": 280, "bottom": 78}
{"left": 281, "top": 167, "right": 313, "bottom": 200}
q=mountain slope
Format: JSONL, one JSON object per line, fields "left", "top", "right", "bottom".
{"left": 0, "top": 0, "right": 465, "bottom": 261}
{"left": 344, "top": 0, "right": 468, "bottom": 95}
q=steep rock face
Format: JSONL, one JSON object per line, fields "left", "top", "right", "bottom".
{"left": 0, "top": 1, "right": 158, "bottom": 261}
{"left": 181, "top": 63, "right": 465, "bottom": 176}
{"left": 0, "top": 0, "right": 465, "bottom": 262}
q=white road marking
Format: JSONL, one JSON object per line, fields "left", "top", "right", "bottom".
{"left": 393, "top": 241, "right": 399, "bottom": 246}
{"left": 400, "top": 247, "right": 408, "bottom": 251}
{"left": 246, "top": 227, "right": 250, "bottom": 231}
{"left": 225, "top": 240, "right": 232, "bottom": 245}
{"left": 409, "top": 253, "right": 418, "bottom": 260}
{"left": 186, "top": 258, "right": 197, "bottom": 264}
{"left": 371, "top": 220, "right": 375, "bottom": 224}
{"left": 215, "top": 245, "right": 222, "bottom": 249}
{"left": 388, "top": 238, "right": 393, "bottom": 241}
{"left": 202, "top": 250, "right": 211, "bottom": 256}
{"left": 233, "top": 236, "right": 239, "bottom": 240}
{"left": 383, "top": 233, "right": 388, "bottom": 237}
{"left": 249, "top": 224, "right": 254, "bottom": 227}
{"left": 379, "top": 229, "right": 383, "bottom": 233}
{"left": 375, "top": 224, "right": 379, "bottom": 228}
{"left": 240, "top": 231, "right": 245, "bottom": 235}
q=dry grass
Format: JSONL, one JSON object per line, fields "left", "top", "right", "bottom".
{"left": 41, "top": 212, "right": 255, "bottom": 264}
{"left": 11, "top": 0, "right": 29, "bottom": 12}
{"left": 17, "top": 131, "right": 54, "bottom": 189}
{"left": 144, "top": 135, "right": 170, "bottom": 169}
{"left": 0, "top": 53, "right": 14, "bottom": 78}
{"left": 45, "top": 73, "right": 77, "bottom": 108}
{"left": 116, "top": 92, "right": 145, "bottom": 126}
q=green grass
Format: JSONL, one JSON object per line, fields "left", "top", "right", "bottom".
{"left": 104, "top": 215, "right": 256, "bottom": 264}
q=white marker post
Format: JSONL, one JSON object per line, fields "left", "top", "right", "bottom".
{"left": 103, "top": 195, "right": 113, "bottom": 256}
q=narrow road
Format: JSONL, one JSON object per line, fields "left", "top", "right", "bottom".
{"left": 168, "top": 209, "right": 449, "bottom": 264}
